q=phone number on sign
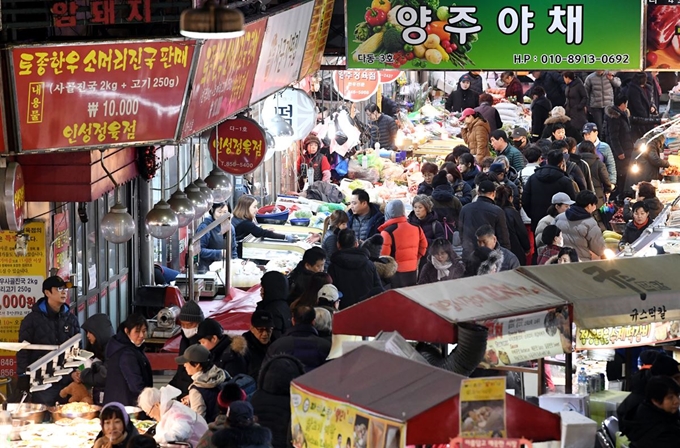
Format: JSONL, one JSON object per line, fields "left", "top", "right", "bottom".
{"left": 514, "top": 54, "right": 631, "bottom": 65}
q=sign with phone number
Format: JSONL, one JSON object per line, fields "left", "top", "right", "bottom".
{"left": 10, "top": 40, "right": 196, "bottom": 151}
{"left": 209, "top": 117, "right": 267, "bottom": 176}
{"left": 346, "top": 0, "right": 642, "bottom": 70}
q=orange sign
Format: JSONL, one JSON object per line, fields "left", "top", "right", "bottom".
{"left": 379, "top": 70, "right": 402, "bottom": 84}
{"left": 332, "top": 70, "right": 380, "bottom": 102}
{"left": 299, "top": 0, "right": 335, "bottom": 79}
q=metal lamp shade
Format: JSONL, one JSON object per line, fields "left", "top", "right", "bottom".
{"left": 204, "top": 167, "right": 233, "bottom": 203}
{"left": 186, "top": 182, "right": 210, "bottom": 217}
{"left": 101, "top": 202, "right": 136, "bottom": 244}
{"left": 167, "top": 190, "right": 196, "bottom": 227}
{"left": 145, "top": 200, "right": 179, "bottom": 239}
{"left": 195, "top": 178, "right": 215, "bottom": 205}
{"left": 180, "top": 0, "right": 245, "bottom": 39}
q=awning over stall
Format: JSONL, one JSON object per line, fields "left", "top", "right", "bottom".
{"left": 519, "top": 255, "right": 680, "bottom": 329}
{"left": 292, "top": 346, "right": 561, "bottom": 444}
{"left": 333, "top": 270, "right": 567, "bottom": 343}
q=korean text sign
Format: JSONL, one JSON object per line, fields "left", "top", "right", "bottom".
{"left": 346, "top": 0, "right": 642, "bottom": 70}
{"left": 181, "top": 19, "right": 267, "bottom": 139}
{"left": 0, "top": 222, "right": 46, "bottom": 378}
{"left": 250, "top": 1, "right": 315, "bottom": 103}
{"left": 460, "top": 377, "right": 507, "bottom": 439}
{"left": 209, "top": 117, "right": 267, "bottom": 176}
{"left": 290, "top": 383, "right": 407, "bottom": 447}
{"left": 299, "top": 0, "right": 335, "bottom": 79}
{"left": 11, "top": 40, "right": 196, "bottom": 151}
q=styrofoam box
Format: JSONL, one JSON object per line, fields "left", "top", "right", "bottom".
{"left": 539, "top": 393, "right": 590, "bottom": 416}
{"left": 559, "top": 411, "right": 597, "bottom": 448}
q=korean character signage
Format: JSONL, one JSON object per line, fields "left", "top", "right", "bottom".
{"left": 299, "top": 0, "right": 336, "bottom": 79}
{"left": 646, "top": 0, "right": 680, "bottom": 69}
{"left": 379, "top": 70, "right": 403, "bottom": 84}
{"left": 450, "top": 437, "right": 533, "bottom": 448}
{"left": 10, "top": 40, "right": 197, "bottom": 151}
{"left": 346, "top": 0, "right": 642, "bottom": 70}
{"left": 181, "top": 19, "right": 267, "bottom": 139}
{"left": 332, "top": 70, "right": 381, "bottom": 102}
{"left": 209, "top": 117, "right": 267, "bottom": 176}
{"left": 261, "top": 88, "right": 317, "bottom": 140}
{"left": 50, "top": 0, "right": 160, "bottom": 28}
{"left": 250, "top": 1, "right": 315, "bottom": 103}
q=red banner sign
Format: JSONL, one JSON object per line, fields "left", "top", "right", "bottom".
{"left": 11, "top": 40, "right": 196, "bottom": 151}
{"left": 332, "top": 70, "right": 380, "bottom": 102}
{"left": 0, "top": 163, "right": 25, "bottom": 232}
{"left": 181, "top": 19, "right": 267, "bottom": 139}
{"left": 209, "top": 117, "right": 266, "bottom": 176}
{"left": 299, "top": 0, "right": 335, "bottom": 79}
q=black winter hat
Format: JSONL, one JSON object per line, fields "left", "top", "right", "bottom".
{"left": 432, "top": 171, "right": 449, "bottom": 188}
{"left": 178, "top": 300, "right": 204, "bottom": 323}
{"left": 541, "top": 225, "right": 561, "bottom": 246}
{"left": 260, "top": 271, "right": 289, "bottom": 301}
{"left": 651, "top": 354, "right": 680, "bottom": 377}
{"left": 196, "top": 318, "right": 224, "bottom": 340}
{"left": 361, "top": 234, "right": 384, "bottom": 259}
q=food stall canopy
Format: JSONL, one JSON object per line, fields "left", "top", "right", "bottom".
{"left": 333, "top": 271, "right": 567, "bottom": 343}
{"left": 519, "top": 255, "right": 680, "bottom": 330}
{"left": 292, "top": 346, "right": 561, "bottom": 444}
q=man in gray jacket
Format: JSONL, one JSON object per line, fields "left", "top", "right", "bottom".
{"left": 584, "top": 71, "right": 621, "bottom": 136}
{"left": 554, "top": 190, "right": 606, "bottom": 261}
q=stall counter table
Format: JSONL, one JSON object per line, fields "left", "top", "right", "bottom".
{"left": 589, "top": 390, "right": 630, "bottom": 426}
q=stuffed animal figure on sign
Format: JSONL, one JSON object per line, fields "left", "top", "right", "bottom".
{"left": 59, "top": 381, "right": 94, "bottom": 404}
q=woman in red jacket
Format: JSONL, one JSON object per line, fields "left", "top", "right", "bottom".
{"left": 501, "top": 71, "right": 524, "bottom": 104}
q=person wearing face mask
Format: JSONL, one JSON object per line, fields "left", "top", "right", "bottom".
{"left": 445, "top": 74, "right": 480, "bottom": 112}
{"left": 169, "top": 301, "right": 205, "bottom": 397}
{"left": 104, "top": 313, "right": 153, "bottom": 406}
{"left": 297, "top": 133, "right": 330, "bottom": 189}
{"left": 197, "top": 202, "right": 238, "bottom": 274}
{"left": 536, "top": 225, "right": 563, "bottom": 265}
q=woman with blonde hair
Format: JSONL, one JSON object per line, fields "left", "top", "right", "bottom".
{"left": 231, "top": 195, "right": 293, "bottom": 257}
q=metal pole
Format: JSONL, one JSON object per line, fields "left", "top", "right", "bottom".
{"left": 138, "top": 171, "right": 153, "bottom": 286}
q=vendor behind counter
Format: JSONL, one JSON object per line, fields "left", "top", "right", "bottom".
{"left": 197, "top": 202, "right": 238, "bottom": 273}
{"left": 231, "top": 195, "right": 294, "bottom": 258}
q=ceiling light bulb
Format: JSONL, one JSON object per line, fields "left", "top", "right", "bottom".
{"left": 145, "top": 200, "right": 179, "bottom": 239}
{"left": 101, "top": 202, "right": 136, "bottom": 244}
{"left": 186, "top": 182, "right": 210, "bottom": 217}
{"left": 195, "top": 177, "right": 214, "bottom": 205}
{"left": 180, "top": 0, "right": 245, "bottom": 40}
{"left": 204, "top": 167, "right": 233, "bottom": 203}
{"left": 166, "top": 189, "right": 196, "bottom": 227}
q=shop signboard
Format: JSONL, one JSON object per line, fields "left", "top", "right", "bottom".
{"left": 346, "top": 0, "right": 642, "bottom": 70}
{"left": 250, "top": 1, "right": 315, "bottom": 103}
{"left": 52, "top": 210, "right": 70, "bottom": 280}
{"left": 181, "top": 19, "right": 268, "bottom": 139}
{"left": 10, "top": 40, "right": 197, "bottom": 151}
{"left": 208, "top": 117, "right": 266, "bottom": 176}
{"left": 0, "top": 221, "right": 46, "bottom": 377}
{"left": 332, "top": 70, "right": 381, "bottom": 102}
{"left": 646, "top": 1, "right": 680, "bottom": 69}
{"left": 478, "top": 307, "right": 572, "bottom": 368}
{"left": 451, "top": 437, "right": 533, "bottom": 448}
{"left": 576, "top": 319, "right": 680, "bottom": 350}
{"left": 290, "top": 383, "right": 407, "bottom": 447}
{"left": 379, "top": 70, "right": 403, "bottom": 84}
{"left": 299, "top": 0, "right": 335, "bottom": 79}
{"left": 460, "top": 377, "right": 507, "bottom": 439}
{"left": 0, "top": 162, "right": 25, "bottom": 232}
{"left": 261, "top": 88, "right": 316, "bottom": 140}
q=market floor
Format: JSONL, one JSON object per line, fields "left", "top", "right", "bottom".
{"left": 153, "top": 373, "right": 173, "bottom": 389}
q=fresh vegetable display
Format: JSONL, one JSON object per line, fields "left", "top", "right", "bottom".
{"left": 351, "top": 0, "right": 476, "bottom": 68}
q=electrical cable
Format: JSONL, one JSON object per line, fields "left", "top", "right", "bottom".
{"left": 151, "top": 144, "right": 195, "bottom": 191}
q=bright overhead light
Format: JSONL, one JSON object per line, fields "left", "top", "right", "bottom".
{"left": 145, "top": 200, "right": 179, "bottom": 239}
{"left": 166, "top": 189, "right": 195, "bottom": 228}
{"left": 180, "top": 0, "right": 245, "bottom": 40}
{"left": 101, "top": 201, "right": 136, "bottom": 244}
{"left": 204, "top": 167, "right": 233, "bottom": 203}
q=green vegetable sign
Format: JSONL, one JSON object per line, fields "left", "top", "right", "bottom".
{"left": 346, "top": 0, "right": 643, "bottom": 70}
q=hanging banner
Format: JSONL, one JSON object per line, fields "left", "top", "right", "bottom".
{"left": 0, "top": 221, "right": 46, "bottom": 378}
{"left": 346, "top": 0, "right": 642, "bottom": 70}
{"left": 0, "top": 163, "right": 25, "bottom": 232}
{"left": 333, "top": 70, "right": 381, "bottom": 102}
{"left": 290, "top": 383, "right": 407, "bottom": 448}
{"left": 299, "top": 0, "right": 335, "bottom": 79}
{"left": 11, "top": 40, "right": 196, "bottom": 151}
{"left": 52, "top": 210, "right": 70, "bottom": 280}
{"left": 0, "top": 75, "right": 6, "bottom": 154}
{"left": 379, "top": 70, "right": 403, "bottom": 84}
{"left": 478, "top": 307, "right": 571, "bottom": 368}
{"left": 250, "top": 1, "right": 315, "bottom": 103}
{"left": 460, "top": 377, "right": 507, "bottom": 439}
{"left": 261, "top": 88, "right": 316, "bottom": 140}
{"left": 209, "top": 117, "right": 266, "bottom": 176}
{"left": 576, "top": 319, "right": 680, "bottom": 350}
{"left": 181, "top": 19, "right": 268, "bottom": 139}
{"left": 646, "top": 2, "right": 680, "bottom": 69}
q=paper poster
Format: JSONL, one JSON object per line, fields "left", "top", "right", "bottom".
{"left": 479, "top": 307, "right": 571, "bottom": 368}
{"left": 576, "top": 320, "right": 680, "bottom": 350}
{"left": 290, "top": 384, "right": 407, "bottom": 448}
{"left": 460, "top": 377, "right": 507, "bottom": 439}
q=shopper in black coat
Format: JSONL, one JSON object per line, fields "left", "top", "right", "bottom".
{"left": 169, "top": 300, "right": 205, "bottom": 396}
{"left": 531, "top": 71, "right": 566, "bottom": 107}
{"left": 251, "top": 355, "right": 306, "bottom": 448}
{"left": 104, "top": 314, "right": 153, "bottom": 406}
{"left": 623, "top": 376, "right": 680, "bottom": 448}
{"left": 255, "top": 272, "right": 292, "bottom": 340}
{"left": 212, "top": 401, "right": 273, "bottom": 448}
{"left": 564, "top": 72, "right": 589, "bottom": 131}
{"left": 530, "top": 87, "right": 552, "bottom": 141}
{"left": 78, "top": 313, "right": 114, "bottom": 405}
{"left": 242, "top": 311, "right": 275, "bottom": 379}
{"left": 522, "top": 150, "right": 577, "bottom": 231}
{"left": 197, "top": 318, "right": 249, "bottom": 377}
{"left": 327, "top": 229, "right": 383, "bottom": 310}
{"left": 445, "top": 74, "right": 480, "bottom": 112}
{"left": 495, "top": 185, "right": 530, "bottom": 265}
{"left": 458, "top": 180, "right": 511, "bottom": 258}
{"left": 17, "top": 276, "right": 81, "bottom": 406}
{"left": 408, "top": 195, "right": 445, "bottom": 245}
{"left": 625, "top": 73, "right": 656, "bottom": 140}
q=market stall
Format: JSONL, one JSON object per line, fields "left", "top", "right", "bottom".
{"left": 290, "top": 345, "right": 561, "bottom": 446}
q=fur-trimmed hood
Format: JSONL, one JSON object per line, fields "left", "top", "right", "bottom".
{"left": 477, "top": 250, "right": 504, "bottom": 276}
{"left": 211, "top": 424, "right": 272, "bottom": 448}
{"left": 605, "top": 105, "right": 629, "bottom": 119}
{"left": 544, "top": 114, "right": 571, "bottom": 125}
{"left": 229, "top": 335, "right": 248, "bottom": 356}
{"left": 374, "top": 256, "right": 398, "bottom": 279}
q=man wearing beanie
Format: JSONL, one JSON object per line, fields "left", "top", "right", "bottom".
{"left": 459, "top": 180, "right": 510, "bottom": 258}
{"left": 297, "top": 133, "right": 330, "bottom": 188}
{"left": 242, "top": 311, "right": 276, "bottom": 378}
{"left": 378, "top": 200, "right": 428, "bottom": 287}
{"left": 197, "top": 318, "right": 248, "bottom": 376}
{"left": 169, "top": 300, "right": 205, "bottom": 396}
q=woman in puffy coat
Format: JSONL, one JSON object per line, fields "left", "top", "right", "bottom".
{"left": 578, "top": 140, "right": 612, "bottom": 206}
{"left": 564, "top": 71, "right": 589, "bottom": 131}
{"left": 418, "top": 239, "right": 465, "bottom": 285}
{"left": 460, "top": 109, "right": 491, "bottom": 164}
{"left": 408, "top": 195, "right": 444, "bottom": 245}
{"left": 251, "top": 355, "right": 306, "bottom": 448}
{"left": 494, "top": 185, "right": 530, "bottom": 266}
